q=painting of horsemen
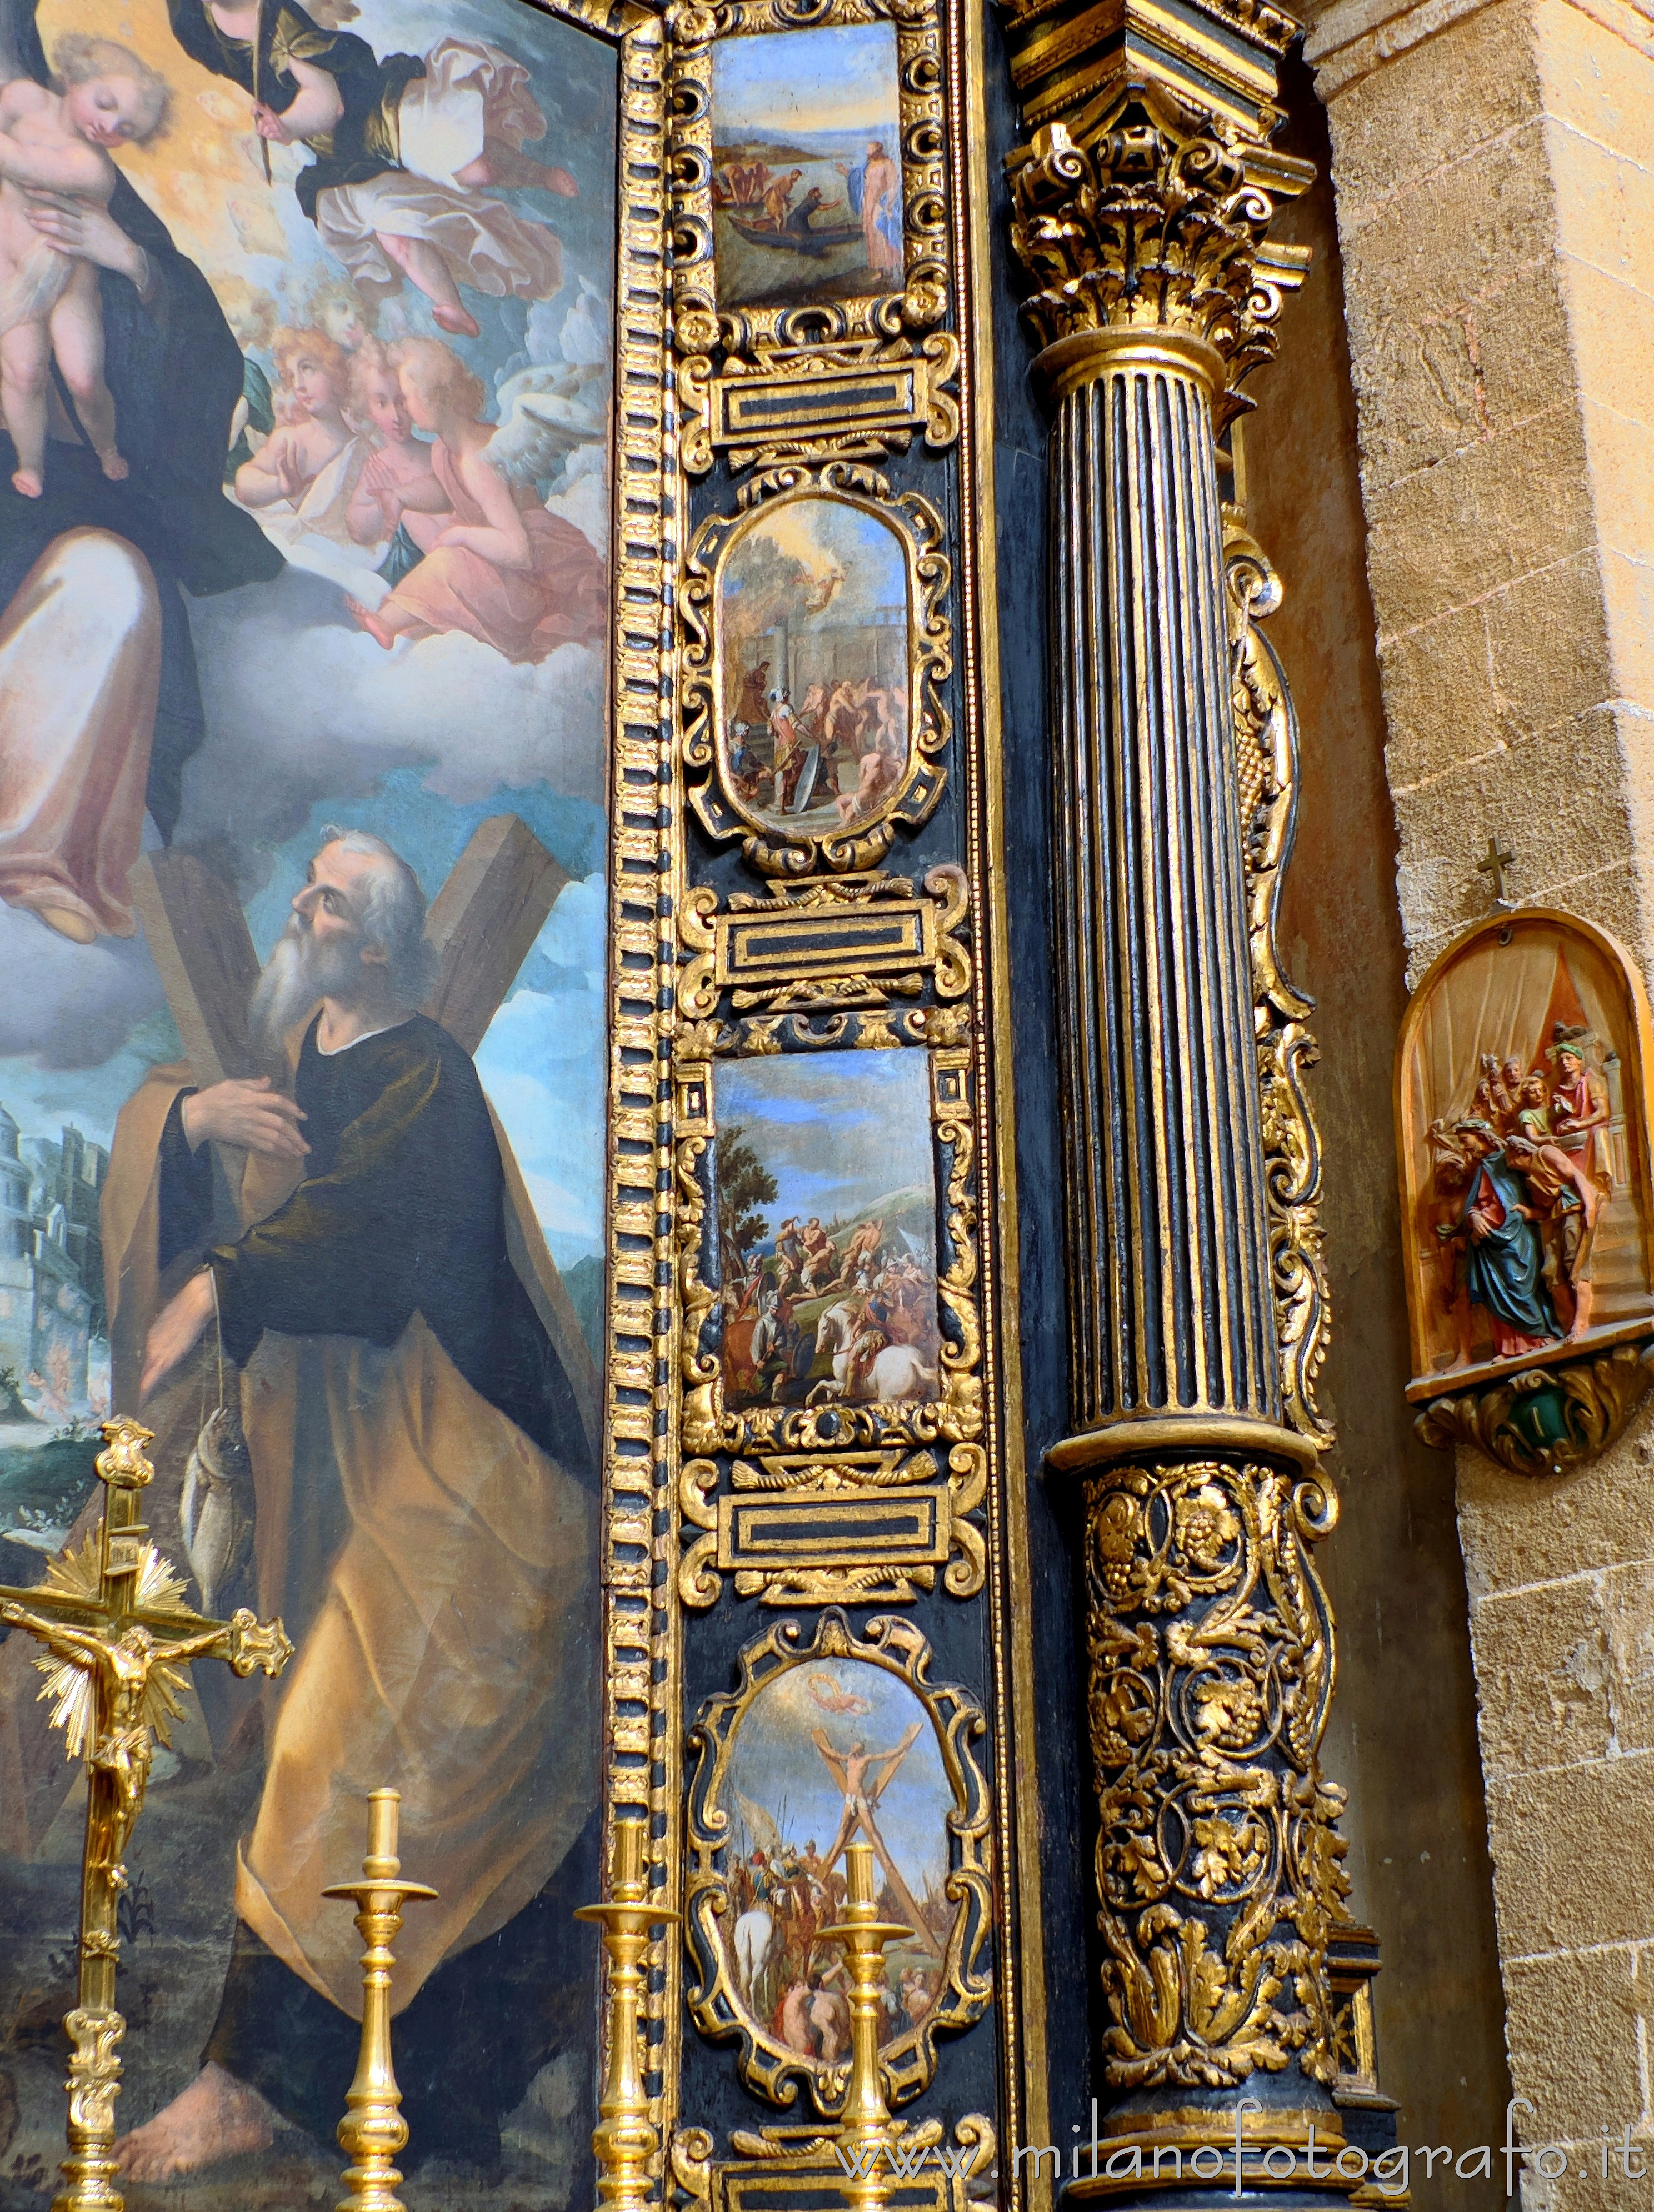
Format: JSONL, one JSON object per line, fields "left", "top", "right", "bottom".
{"left": 0, "top": 0, "right": 616, "bottom": 2194}
{"left": 714, "top": 1048, "right": 940, "bottom": 1412}
{"left": 1397, "top": 911, "right": 1654, "bottom": 1391}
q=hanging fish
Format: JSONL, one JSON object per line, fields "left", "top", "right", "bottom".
{"left": 179, "top": 1402, "right": 254, "bottom": 1617}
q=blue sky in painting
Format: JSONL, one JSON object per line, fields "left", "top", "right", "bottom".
{"left": 716, "top": 1048, "right": 931, "bottom": 1233}
{"left": 712, "top": 21, "right": 900, "bottom": 143}
{"left": 726, "top": 1656, "right": 950, "bottom": 1895}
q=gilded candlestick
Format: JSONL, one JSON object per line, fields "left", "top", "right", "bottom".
{"left": 576, "top": 1816, "right": 679, "bottom": 2212}
{"left": 322, "top": 1789, "right": 437, "bottom": 2212}
{"left": 818, "top": 1839, "right": 912, "bottom": 2212}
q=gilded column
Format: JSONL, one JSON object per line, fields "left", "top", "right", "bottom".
{"left": 1000, "top": 3, "right": 1363, "bottom": 2196}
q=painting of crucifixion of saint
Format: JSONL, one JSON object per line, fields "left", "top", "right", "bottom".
{"left": 710, "top": 21, "right": 902, "bottom": 314}
{"left": 715, "top": 1048, "right": 940, "bottom": 1413}
{"left": 717, "top": 493, "right": 912, "bottom": 843}
{"left": 718, "top": 1656, "right": 954, "bottom": 2063}
{"left": 1400, "top": 918, "right": 1654, "bottom": 1388}
{"left": 0, "top": 0, "right": 614, "bottom": 2196}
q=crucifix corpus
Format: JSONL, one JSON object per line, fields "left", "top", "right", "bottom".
{"left": 811, "top": 1722, "right": 940, "bottom": 1960}
{"left": 0, "top": 1415, "right": 292, "bottom": 2212}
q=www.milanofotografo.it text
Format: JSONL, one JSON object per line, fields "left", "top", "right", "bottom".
{"left": 833, "top": 2099, "right": 1645, "bottom": 2195}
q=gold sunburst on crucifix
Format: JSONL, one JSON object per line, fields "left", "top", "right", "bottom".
{"left": 0, "top": 1417, "right": 291, "bottom": 2212}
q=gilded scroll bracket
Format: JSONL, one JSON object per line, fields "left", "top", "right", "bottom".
{"left": 1416, "top": 1338, "right": 1654, "bottom": 1479}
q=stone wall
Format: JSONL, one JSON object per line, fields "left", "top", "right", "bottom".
{"left": 1307, "top": 0, "right": 1654, "bottom": 2194}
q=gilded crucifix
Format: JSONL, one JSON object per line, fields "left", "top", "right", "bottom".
{"left": 0, "top": 1415, "right": 291, "bottom": 2212}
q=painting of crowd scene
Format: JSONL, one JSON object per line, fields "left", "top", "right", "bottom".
{"left": 715, "top": 1049, "right": 940, "bottom": 1411}
{"left": 718, "top": 494, "right": 911, "bottom": 841}
{"left": 719, "top": 1655, "right": 953, "bottom": 2062}
{"left": 1401, "top": 921, "right": 1654, "bottom": 1383}
{"left": 710, "top": 21, "right": 903, "bottom": 313}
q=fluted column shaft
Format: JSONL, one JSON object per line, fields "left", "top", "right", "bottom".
{"left": 1049, "top": 339, "right": 1278, "bottom": 1438}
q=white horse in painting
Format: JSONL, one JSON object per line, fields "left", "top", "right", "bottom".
{"left": 733, "top": 1905, "right": 775, "bottom": 2001}
{"left": 806, "top": 1299, "right": 938, "bottom": 1405}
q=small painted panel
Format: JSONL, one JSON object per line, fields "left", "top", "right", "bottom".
{"left": 711, "top": 23, "right": 903, "bottom": 315}
{"left": 1396, "top": 909, "right": 1654, "bottom": 1395}
{"left": 684, "top": 1610, "right": 991, "bottom": 2111}
{"left": 718, "top": 493, "right": 911, "bottom": 845}
{"left": 715, "top": 1048, "right": 939, "bottom": 1412}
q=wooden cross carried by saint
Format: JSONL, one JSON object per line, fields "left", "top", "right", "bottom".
{"left": 126, "top": 811, "right": 599, "bottom": 1451}
{"left": 811, "top": 1723, "right": 941, "bottom": 1960}
{"left": 0, "top": 1415, "right": 292, "bottom": 2212}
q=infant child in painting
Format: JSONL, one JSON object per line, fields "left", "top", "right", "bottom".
{"left": 0, "top": 37, "right": 169, "bottom": 496}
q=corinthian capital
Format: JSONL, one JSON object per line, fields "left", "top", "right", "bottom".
{"left": 1008, "top": 109, "right": 1313, "bottom": 398}
{"left": 1000, "top": 0, "right": 1315, "bottom": 404}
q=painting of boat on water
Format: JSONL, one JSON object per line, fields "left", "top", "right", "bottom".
{"left": 714, "top": 1048, "right": 940, "bottom": 1413}
{"left": 711, "top": 22, "right": 904, "bottom": 312}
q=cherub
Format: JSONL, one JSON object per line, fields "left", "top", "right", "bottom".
{"left": 345, "top": 334, "right": 451, "bottom": 574}
{"left": 233, "top": 324, "right": 360, "bottom": 534}
{"left": 0, "top": 37, "right": 169, "bottom": 497}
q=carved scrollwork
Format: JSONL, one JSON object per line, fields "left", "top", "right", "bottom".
{"left": 1416, "top": 1340, "right": 1654, "bottom": 1478}
{"left": 1083, "top": 1459, "right": 1349, "bottom": 2090}
{"left": 1005, "top": 97, "right": 1313, "bottom": 422}
{"left": 684, "top": 1609, "right": 992, "bottom": 2111}
{"left": 1224, "top": 521, "right": 1333, "bottom": 1453}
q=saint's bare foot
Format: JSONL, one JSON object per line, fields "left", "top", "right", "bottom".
{"left": 35, "top": 904, "right": 96, "bottom": 943}
{"left": 98, "top": 450, "right": 129, "bottom": 481}
{"left": 345, "top": 595, "right": 395, "bottom": 649}
{"left": 431, "top": 299, "right": 481, "bottom": 338}
{"left": 116, "top": 2063, "right": 277, "bottom": 2181}
{"left": 11, "top": 467, "right": 41, "bottom": 497}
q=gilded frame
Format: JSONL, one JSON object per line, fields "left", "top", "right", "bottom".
{"left": 682, "top": 463, "right": 952, "bottom": 876}
{"left": 674, "top": 1030, "right": 982, "bottom": 1455}
{"left": 683, "top": 1608, "right": 993, "bottom": 2111}
{"left": 667, "top": 0, "right": 950, "bottom": 470}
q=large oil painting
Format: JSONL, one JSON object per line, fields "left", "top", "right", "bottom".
{"left": 1397, "top": 910, "right": 1654, "bottom": 1392}
{"left": 0, "top": 0, "right": 616, "bottom": 2196}
{"left": 709, "top": 21, "right": 902, "bottom": 314}
{"left": 714, "top": 1048, "right": 940, "bottom": 1413}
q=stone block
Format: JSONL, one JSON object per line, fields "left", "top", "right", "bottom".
{"left": 1379, "top": 601, "right": 1498, "bottom": 790}
{"left": 1547, "top": 117, "right": 1654, "bottom": 298}
{"left": 1340, "top": 122, "right": 1558, "bottom": 352}
{"left": 1469, "top": 1573, "right": 1613, "bottom": 1774}
{"left": 1601, "top": 549, "right": 1654, "bottom": 713}
{"left": 1365, "top": 404, "right": 1595, "bottom": 640}
{"left": 1503, "top": 1944, "right": 1648, "bottom": 2143}
{"left": 1485, "top": 1750, "right": 1654, "bottom": 1953}
{"left": 1475, "top": 257, "right": 1580, "bottom": 436}
{"left": 1598, "top": 1561, "right": 1654, "bottom": 1754}
{"left": 1560, "top": 258, "right": 1654, "bottom": 433}
{"left": 1536, "top": 0, "right": 1654, "bottom": 168}
{"left": 1583, "top": 401, "right": 1654, "bottom": 565}
{"left": 1322, "top": 0, "right": 1543, "bottom": 218}
{"left": 1347, "top": 313, "right": 1483, "bottom": 489}
{"left": 1457, "top": 1406, "right": 1654, "bottom": 1605}
{"left": 1484, "top": 550, "right": 1616, "bottom": 740}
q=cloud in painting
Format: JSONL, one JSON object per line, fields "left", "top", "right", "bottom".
{"left": 712, "top": 21, "right": 899, "bottom": 142}
{"left": 716, "top": 1048, "right": 932, "bottom": 1232}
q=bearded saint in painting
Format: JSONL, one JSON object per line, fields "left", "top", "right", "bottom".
{"left": 99, "top": 828, "right": 599, "bottom": 2179}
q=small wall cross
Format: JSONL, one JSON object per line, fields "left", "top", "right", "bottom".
{"left": 1477, "top": 835, "right": 1517, "bottom": 912}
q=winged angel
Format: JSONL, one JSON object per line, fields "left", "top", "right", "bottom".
{"left": 344, "top": 340, "right": 609, "bottom": 663}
